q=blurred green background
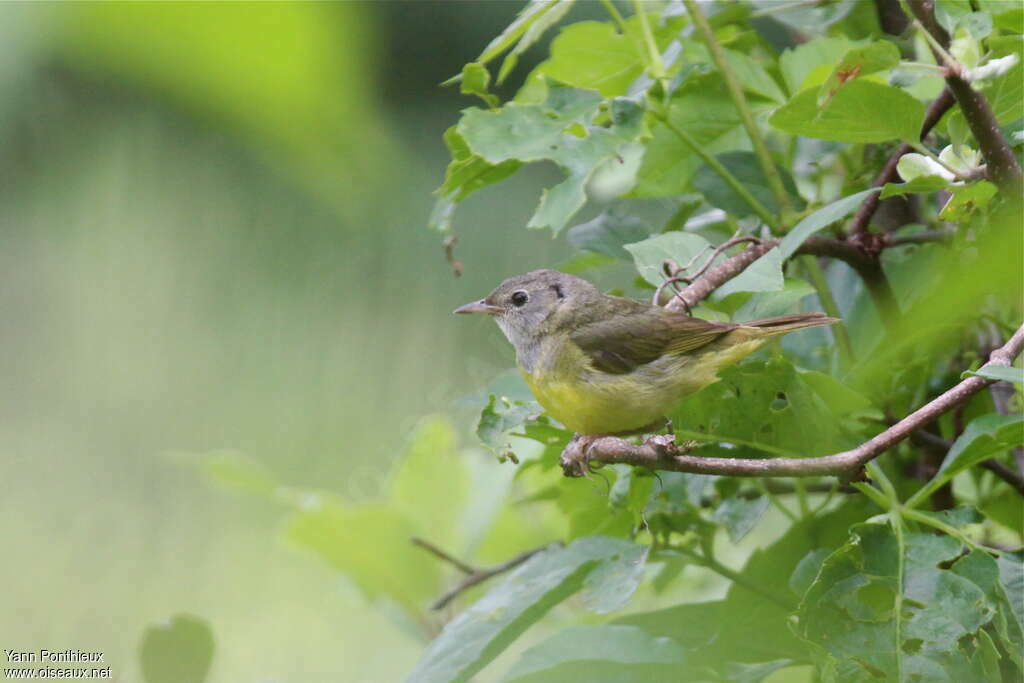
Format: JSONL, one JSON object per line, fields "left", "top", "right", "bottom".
{"left": 0, "top": 2, "right": 595, "bottom": 680}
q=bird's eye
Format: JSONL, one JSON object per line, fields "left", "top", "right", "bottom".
{"left": 511, "top": 290, "right": 529, "bottom": 307}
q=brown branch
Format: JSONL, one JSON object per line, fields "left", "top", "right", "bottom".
{"left": 411, "top": 537, "right": 554, "bottom": 610}
{"left": 907, "top": 0, "right": 1024, "bottom": 194}
{"left": 848, "top": 88, "right": 956, "bottom": 241}
{"left": 873, "top": 0, "right": 911, "bottom": 36}
{"left": 561, "top": 324, "right": 1024, "bottom": 480}
{"left": 660, "top": 232, "right": 950, "bottom": 312}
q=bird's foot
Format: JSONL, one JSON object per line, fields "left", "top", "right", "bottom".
{"left": 559, "top": 434, "right": 603, "bottom": 478}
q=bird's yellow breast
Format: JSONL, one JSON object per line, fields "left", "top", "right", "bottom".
{"left": 519, "top": 334, "right": 767, "bottom": 435}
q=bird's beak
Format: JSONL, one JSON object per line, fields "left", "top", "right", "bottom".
{"left": 453, "top": 299, "right": 502, "bottom": 316}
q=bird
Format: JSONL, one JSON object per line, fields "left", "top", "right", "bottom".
{"left": 455, "top": 269, "right": 836, "bottom": 438}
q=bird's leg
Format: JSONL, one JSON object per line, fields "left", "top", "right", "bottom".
{"left": 559, "top": 433, "right": 603, "bottom": 478}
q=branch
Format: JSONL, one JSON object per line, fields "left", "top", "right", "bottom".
{"left": 561, "top": 324, "right": 1024, "bottom": 479}
{"left": 661, "top": 232, "right": 950, "bottom": 313}
{"left": 411, "top": 537, "right": 554, "bottom": 610}
{"left": 848, "top": 88, "right": 956, "bottom": 240}
{"left": 907, "top": 0, "right": 1024, "bottom": 194}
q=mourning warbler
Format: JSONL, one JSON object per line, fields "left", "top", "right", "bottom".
{"left": 455, "top": 269, "right": 837, "bottom": 435}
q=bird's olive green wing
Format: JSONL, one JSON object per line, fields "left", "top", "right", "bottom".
{"left": 570, "top": 309, "right": 737, "bottom": 374}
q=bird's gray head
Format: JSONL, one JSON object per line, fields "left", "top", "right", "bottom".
{"left": 454, "top": 269, "right": 597, "bottom": 352}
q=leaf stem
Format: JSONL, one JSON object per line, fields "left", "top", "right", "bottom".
{"left": 671, "top": 546, "right": 796, "bottom": 610}
{"left": 599, "top": 0, "right": 629, "bottom": 34}
{"left": 801, "top": 255, "right": 855, "bottom": 368}
{"left": 757, "top": 479, "right": 800, "bottom": 522}
{"left": 682, "top": 0, "right": 793, "bottom": 223}
{"left": 902, "top": 507, "right": 996, "bottom": 554}
{"left": 631, "top": 0, "right": 666, "bottom": 82}
{"left": 651, "top": 110, "right": 779, "bottom": 229}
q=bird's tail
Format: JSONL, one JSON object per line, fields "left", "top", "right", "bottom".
{"left": 740, "top": 312, "right": 839, "bottom": 337}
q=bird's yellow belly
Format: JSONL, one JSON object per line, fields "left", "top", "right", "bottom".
{"left": 522, "top": 371, "right": 666, "bottom": 435}
{"left": 520, "top": 337, "right": 766, "bottom": 435}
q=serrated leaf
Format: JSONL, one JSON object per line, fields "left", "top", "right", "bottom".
{"left": 471, "top": 0, "right": 565, "bottom": 70}
{"left": 778, "top": 188, "right": 881, "bottom": 258}
{"left": 406, "top": 536, "right": 639, "bottom": 683}
{"left": 501, "top": 625, "right": 684, "bottom": 682}
{"left": 623, "top": 231, "right": 713, "bottom": 287}
{"left": 458, "top": 90, "right": 644, "bottom": 233}
{"left": 140, "top": 614, "right": 214, "bottom": 683}
{"left": 770, "top": 80, "right": 925, "bottom": 143}
{"left": 907, "top": 413, "right": 1024, "bottom": 508}
{"left": 963, "top": 365, "right": 1024, "bottom": 384}
{"left": 797, "top": 523, "right": 1002, "bottom": 681}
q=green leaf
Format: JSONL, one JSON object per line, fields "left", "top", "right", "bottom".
{"left": 497, "top": 0, "right": 577, "bottom": 84}
{"left": 140, "top": 614, "right": 214, "bottom": 683}
{"left": 907, "top": 413, "right": 1024, "bottom": 508}
{"left": 734, "top": 278, "right": 816, "bottom": 321}
{"left": 200, "top": 450, "right": 278, "bottom": 497}
{"left": 692, "top": 151, "right": 802, "bottom": 217}
{"left": 938, "top": 180, "right": 998, "bottom": 222}
{"left": 879, "top": 175, "right": 951, "bottom": 199}
{"left": 566, "top": 211, "right": 650, "bottom": 259}
{"left": 634, "top": 74, "right": 771, "bottom": 197}
{"left": 391, "top": 416, "right": 468, "bottom": 549}
{"left": 712, "top": 493, "right": 770, "bottom": 543}
{"left": 797, "top": 523, "right": 1003, "bottom": 681}
{"left": 778, "top": 188, "right": 881, "bottom": 258}
{"left": 533, "top": 15, "right": 682, "bottom": 97}
{"left": 287, "top": 500, "right": 438, "bottom": 612}
{"left": 817, "top": 41, "right": 902, "bottom": 107}
{"left": 722, "top": 48, "right": 787, "bottom": 104}
{"left": 407, "top": 536, "right": 639, "bottom": 683}
{"left": 713, "top": 247, "right": 785, "bottom": 299}
{"left": 467, "top": 0, "right": 572, "bottom": 74}
{"left": 428, "top": 197, "right": 456, "bottom": 234}
{"left": 501, "top": 625, "right": 685, "bottom": 683}
{"left": 460, "top": 62, "right": 498, "bottom": 107}
{"left": 962, "top": 365, "right": 1024, "bottom": 384}
{"left": 477, "top": 394, "right": 543, "bottom": 458}
{"left": 556, "top": 250, "right": 617, "bottom": 275}
{"left": 778, "top": 36, "right": 861, "bottom": 95}
{"left": 670, "top": 358, "right": 841, "bottom": 458}
{"left": 458, "top": 90, "right": 644, "bottom": 233}
{"left": 769, "top": 79, "right": 925, "bottom": 143}
{"left": 623, "top": 232, "right": 713, "bottom": 287}
{"left": 439, "top": 126, "right": 522, "bottom": 202}
{"left": 580, "top": 541, "right": 649, "bottom": 613}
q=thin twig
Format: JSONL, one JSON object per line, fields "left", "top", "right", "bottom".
{"left": 847, "top": 88, "right": 956, "bottom": 240}
{"left": 412, "top": 537, "right": 555, "bottom": 610}
{"left": 559, "top": 325, "right": 1024, "bottom": 479}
